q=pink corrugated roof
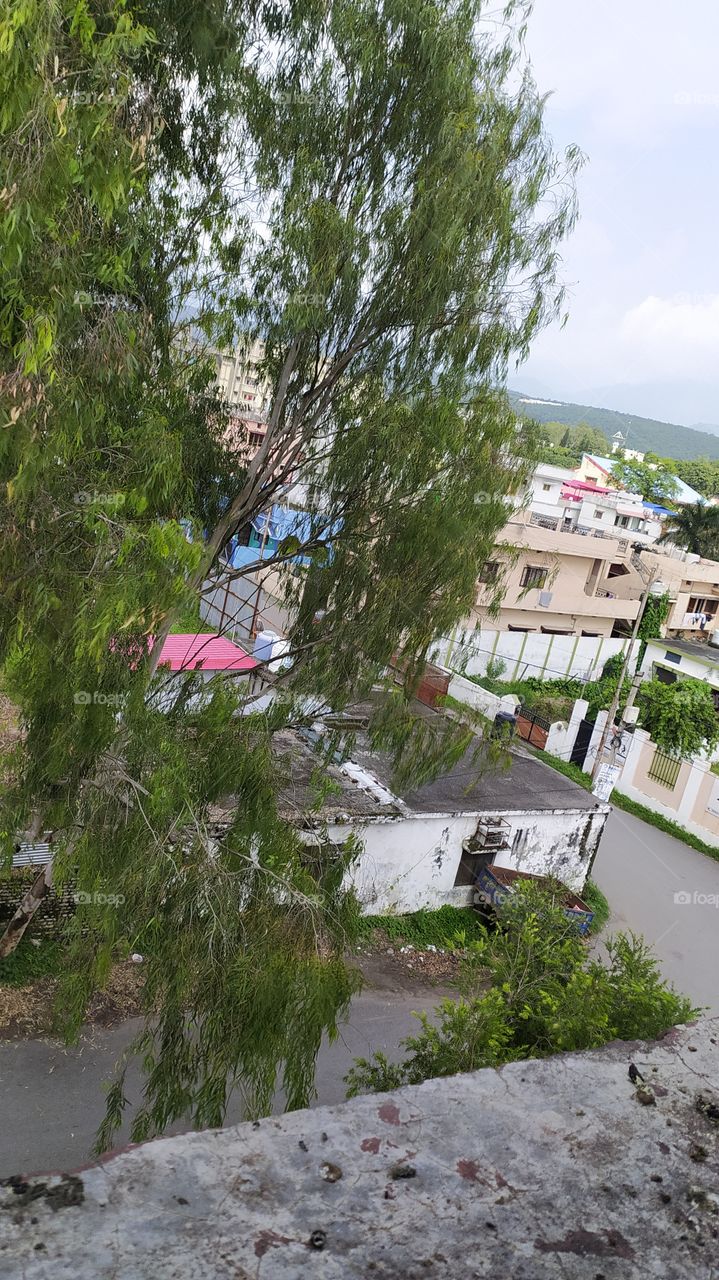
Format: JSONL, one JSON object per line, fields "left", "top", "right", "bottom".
{"left": 157, "top": 634, "right": 258, "bottom": 672}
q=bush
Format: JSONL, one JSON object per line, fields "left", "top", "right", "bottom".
{"left": 346, "top": 883, "right": 695, "bottom": 1096}
{"left": 637, "top": 677, "right": 719, "bottom": 758}
{"left": 582, "top": 879, "right": 610, "bottom": 934}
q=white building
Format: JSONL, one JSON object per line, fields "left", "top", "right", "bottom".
{"left": 528, "top": 462, "right": 663, "bottom": 544}
{"left": 267, "top": 701, "right": 609, "bottom": 911}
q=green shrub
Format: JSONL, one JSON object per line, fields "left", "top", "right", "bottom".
{"left": 582, "top": 879, "right": 610, "bottom": 934}
{"left": 346, "top": 883, "right": 695, "bottom": 1096}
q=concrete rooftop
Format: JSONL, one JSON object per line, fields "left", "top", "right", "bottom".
{"left": 1, "top": 1019, "right": 717, "bottom": 1278}
{"left": 345, "top": 698, "right": 600, "bottom": 816}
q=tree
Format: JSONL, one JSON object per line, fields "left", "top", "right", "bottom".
{"left": 0, "top": 0, "right": 580, "bottom": 1146}
{"left": 345, "top": 883, "right": 695, "bottom": 1094}
{"left": 662, "top": 456, "right": 719, "bottom": 499}
{"left": 637, "top": 678, "right": 719, "bottom": 758}
{"left": 658, "top": 501, "right": 719, "bottom": 558}
{"left": 611, "top": 458, "right": 679, "bottom": 505}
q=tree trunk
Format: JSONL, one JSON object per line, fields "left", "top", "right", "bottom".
{"left": 0, "top": 860, "right": 53, "bottom": 959}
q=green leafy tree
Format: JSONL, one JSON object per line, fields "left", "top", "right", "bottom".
{"left": 611, "top": 458, "right": 679, "bottom": 505}
{"left": 346, "top": 883, "right": 695, "bottom": 1094}
{"left": 658, "top": 501, "right": 719, "bottom": 558}
{"left": 656, "top": 456, "right": 719, "bottom": 499}
{"left": 0, "top": 0, "right": 580, "bottom": 1145}
{"left": 637, "top": 678, "right": 719, "bottom": 758}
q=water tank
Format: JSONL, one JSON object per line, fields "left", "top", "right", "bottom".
{"left": 253, "top": 630, "right": 279, "bottom": 663}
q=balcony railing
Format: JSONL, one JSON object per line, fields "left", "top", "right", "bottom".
{"left": 526, "top": 512, "right": 629, "bottom": 552}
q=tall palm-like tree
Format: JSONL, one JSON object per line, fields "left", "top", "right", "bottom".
{"left": 657, "top": 501, "right": 719, "bottom": 558}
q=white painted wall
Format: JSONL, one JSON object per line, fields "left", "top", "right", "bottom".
{"left": 331, "top": 804, "right": 608, "bottom": 914}
{"left": 544, "top": 698, "right": 589, "bottom": 762}
{"left": 434, "top": 629, "right": 640, "bottom": 684}
{"left": 445, "top": 670, "right": 520, "bottom": 719}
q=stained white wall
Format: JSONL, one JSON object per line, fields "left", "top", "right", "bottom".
{"left": 330, "top": 805, "right": 608, "bottom": 915}
{"left": 434, "top": 629, "right": 640, "bottom": 683}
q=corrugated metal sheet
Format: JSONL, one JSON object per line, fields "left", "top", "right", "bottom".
{"left": 12, "top": 841, "right": 52, "bottom": 868}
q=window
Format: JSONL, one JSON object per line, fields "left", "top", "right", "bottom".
{"left": 654, "top": 665, "right": 677, "bottom": 685}
{"left": 479, "top": 561, "right": 500, "bottom": 584}
{"left": 520, "top": 565, "right": 547, "bottom": 590}
{"left": 542, "top": 483, "right": 551, "bottom": 492}
{"left": 593, "top": 509, "right": 604, "bottom": 519}
{"left": 663, "top": 650, "right": 682, "bottom": 664}
{"left": 647, "top": 748, "right": 681, "bottom": 789}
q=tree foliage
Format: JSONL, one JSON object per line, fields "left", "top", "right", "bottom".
{"left": 611, "top": 458, "right": 679, "bottom": 505}
{"left": 637, "top": 677, "right": 719, "bottom": 758}
{"left": 346, "top": 882, "right": 695, "bottom": 1095}
{"left": 658, "top": 501, "right": 719, "bottom": 559}
{"left": 533, "top": 420, "right": 608, "bottom": 467}
{"left": 0, "top": 0, "right": 580, "bottom": 1143}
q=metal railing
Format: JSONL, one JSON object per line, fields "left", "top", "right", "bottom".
{"left": 647, "top": 749, "right": 681, "bottom": 790}
{"left": 526, "top": 512, "right": 629, "bottom": 551}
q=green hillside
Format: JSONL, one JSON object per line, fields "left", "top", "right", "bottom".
{"left": 510, "top": 393, "right": 719, "bottom": 461}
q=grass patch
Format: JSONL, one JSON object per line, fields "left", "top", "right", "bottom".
{"left": 169, "top": 603, "right": 217, "bottom": 635}
{"left": 358, "top": 905, "right": 486, "bottom": 949}
{"left": 529, "top": 749, "right": 592, "bottom": 791}
{"left": 582, "top": 879, "right": 610, "bottom": 934}
{"left": 610, "top": 791, "right": 719, "bottom": 863}
{"left": 0, "top": 938, "right": 65, "bottom": 987}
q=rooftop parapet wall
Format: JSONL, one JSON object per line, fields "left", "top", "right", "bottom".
{"left": 2, "top": 1020, "right": 717, "bottom": 1279}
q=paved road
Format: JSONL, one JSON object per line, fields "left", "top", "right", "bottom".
{"left": 0, "top": 986, "right": 444, "bottom": 1178}
{"left": 592, "top": 807, "right": 719, "bottom": 1015}
{"left": 2, "top": 804, "right": 717, "bottom": 1177}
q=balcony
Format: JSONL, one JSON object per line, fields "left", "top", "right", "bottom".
{"left": 510, "top": 512, "right": 630, "bottom": 557}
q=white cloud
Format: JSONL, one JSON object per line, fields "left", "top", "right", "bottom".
{"left": 619, "top": 294, "right": 719, "bottom": 378}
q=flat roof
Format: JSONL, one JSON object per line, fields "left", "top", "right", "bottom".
{"left": 343, "top": 697, "right": 601, "bottom": 816}
{"left": 652, "top": 637, "right": 719, "bottom": 665}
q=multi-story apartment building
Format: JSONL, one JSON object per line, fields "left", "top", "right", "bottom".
{"left": 209, "top": 337, "right": 272, "bottom": 462}
{"left": 604, "top": 540, "right": 719, "bottom": 639}
{"left": 475, "top": 454, "right": 719, "bottom": 641}
{"left": 473, "top": 509, "right": 643, "bottom": 638}
{"left": 215, "top": 338, "right": 270, "bottom": 417}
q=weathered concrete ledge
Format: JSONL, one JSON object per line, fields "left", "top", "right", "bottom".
{"left": 1, "top": 1020, "right": 718, "bottom": 1279}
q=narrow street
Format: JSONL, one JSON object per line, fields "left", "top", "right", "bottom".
{"left": 0, "top": 987, "right": 448, "bottom": 1179}
{"left": 592, "top": 807, "right": 719, "bottom": 1015}
{"left": 1, "top": 805, "right": 717, "bottom": 1179}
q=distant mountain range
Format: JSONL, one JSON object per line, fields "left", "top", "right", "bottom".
{"left": 509, "top": 392, "right": 719, "bottom": 462}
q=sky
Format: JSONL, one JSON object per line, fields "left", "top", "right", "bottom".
{"left": 513, "top": 0, "right": 719, "bottom": 427}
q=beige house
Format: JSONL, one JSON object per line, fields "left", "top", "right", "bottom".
{"left": 473, "top": 510, "right": 642, "bottom": 637}
{"left": 602, "top": 541, "right": 719, "bottom": 638}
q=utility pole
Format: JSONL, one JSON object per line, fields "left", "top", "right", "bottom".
{"left": 591, "top": 565, "right": 659, "bottom": 783}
